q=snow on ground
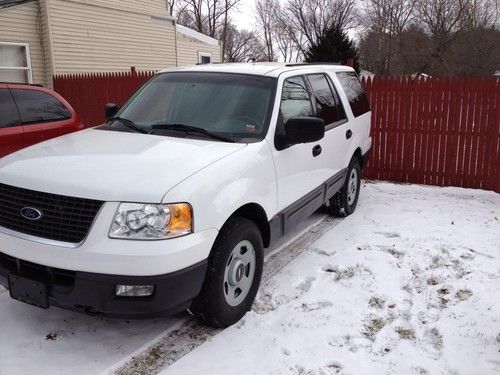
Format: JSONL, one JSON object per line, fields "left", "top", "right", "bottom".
{"left": 163, "top": 182, "right": 500, "bottom": 375}
{"left": 0, "top": 182, "right": 498, "bottom": 375}
{"left": 0, "top": 295, "right": 183, "bottom": 375}
{"left": 0, "top": 210, "right": 325, "bottom": 375}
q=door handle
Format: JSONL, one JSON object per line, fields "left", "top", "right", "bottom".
{"left": 346, "top": 129, "right": 353, "bottom": 139}
{"left": 312, "top": 144, "right": 322, "bottom": 157}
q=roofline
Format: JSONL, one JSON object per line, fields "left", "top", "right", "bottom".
{"left": 158, "top": 62, "right": 355, "bottom": 78}
{"left": 176, "top": 24, "right": 219, "bottom": 46}
{"left": 0, "top": 0, "right": 35, "bottom": 10}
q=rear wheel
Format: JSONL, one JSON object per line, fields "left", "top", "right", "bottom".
{"left": 190, "top": 217, "right": 263, "bottom": 327}
{"left": 329, "top": 157, "right": 361, "bottom": 217}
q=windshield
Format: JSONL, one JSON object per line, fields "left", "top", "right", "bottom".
{"left": 110, "top": 72, "right": 276, "bottom": 142}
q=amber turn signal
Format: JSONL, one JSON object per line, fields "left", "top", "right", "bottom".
{"left": 167, "top": 203, "right": 193, "bottom": 235}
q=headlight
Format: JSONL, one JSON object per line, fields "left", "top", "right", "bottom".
{"left": 109, "top": 203, "right": 192, "bottom": 240}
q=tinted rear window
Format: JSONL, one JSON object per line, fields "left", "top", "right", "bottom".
{"left": 336, "top": 72, "right": 370, "bottom": 117}
{"left": 0, "top": 89, "right": 20, "bottom": 128}
{"left": 12, "top": 89, "right": 71, "bottom": 125}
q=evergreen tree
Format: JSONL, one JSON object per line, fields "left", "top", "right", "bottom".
{"left": 305, "top": 26, "right": 360, "bottom": 73}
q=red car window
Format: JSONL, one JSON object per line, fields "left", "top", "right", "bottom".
{"left": 11, "top": 89, "right": 72, "bottom": 125}
{"left": 0, "top": 89, "right": 20, "bottom": 127}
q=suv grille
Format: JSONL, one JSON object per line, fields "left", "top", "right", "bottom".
{"left": 0, "top": 183, "right": 103, "bottom": 244}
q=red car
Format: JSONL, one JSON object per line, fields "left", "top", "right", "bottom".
{"left": 0, "top": 83, "right": 83, "bottom": 158}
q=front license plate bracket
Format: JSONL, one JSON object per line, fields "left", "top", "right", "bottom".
{"left": 8, "top": 274, "right": 49, "bottom": 309}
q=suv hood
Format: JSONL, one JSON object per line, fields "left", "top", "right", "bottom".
{"left": 0, "top": 129, "right": 246, "bottom": 202}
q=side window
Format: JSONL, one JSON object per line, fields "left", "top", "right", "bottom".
{"left": 307, "top": 73, "right": 346, "bottom": 126}
{"left": 11, "top": 89, "right": 72, "bottom": 125}
{"left": 336, "top": 72, "right": 370, "bottom": 117}
{"left": 198, "top": 52, "right": 211, "bottom": 64}
{"left": 280, "top": 76, "right": 313, "bottom": 124}
{"left": 0, "top": 89, "right": 20, "bottom": 128}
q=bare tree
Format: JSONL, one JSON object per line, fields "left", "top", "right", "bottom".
{"left": 277, "top": 0, "right": 357, "bottom": 56}
{"left": 255, "top": 0, "right": 280, "bottom": 61}
{"left": 416, "top": 0, "right": 466, "bottom": 39}
{"left": 460, "top": 0, "right": 500, "bottom": 29}
{"left": 175, "top": 0, "right": 242, "bottom": 59}
{"left": 359, "top": 0, "right": 417, "bottom": 74}
{"left": 167, "top": 0, "right": 175, "bottom": 16}
{"left": 413, "top": 0, "right": 468, "bottom": 74}
{"left": 224, "top": 24, "right": 265, "bottom": 62}
{"left": 274, "top": 20, "right": 304, "bottom": 62}
{"left": 361, "top": 0, "right": 416, "bottom": 34}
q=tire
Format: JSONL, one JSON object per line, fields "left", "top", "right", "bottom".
{"left": 190, "top": 217, "right": 264, "bottom": 328}
{"left": 329, "top": 157, "right": 362, "bottom": 217}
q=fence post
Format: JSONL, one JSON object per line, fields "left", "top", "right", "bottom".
{"left": 345, "top": 58, "right": 354, "bottom": 67}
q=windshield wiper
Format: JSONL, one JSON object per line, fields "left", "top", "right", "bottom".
{"left": 150, "top": 123, "right": 235, "bottom": 143}
{"left": 107, "top": 116, "right": 148, "bottom": 134}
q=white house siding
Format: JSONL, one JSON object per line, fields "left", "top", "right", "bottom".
{"left": 47, "top": 0, "right": 177, "bottom": 74}
{"left": 176, "top": 31, "right": 222, "bottom": 66}
{"left": 0, "top": 1, "right": 47, "bottom": 86}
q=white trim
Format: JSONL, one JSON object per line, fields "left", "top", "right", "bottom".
{"left": 198, "top": 51, "right": 212, "bottom": 64}
{"left": 0, "top": 41, "right": 33, "bottom": 84}
{"left": 151, "top": 16, "right": 174, "bottom": 27}
{"left": 176, "top": 24, "right": 219, "bottom": 46}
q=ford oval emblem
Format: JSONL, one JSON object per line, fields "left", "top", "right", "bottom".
{"left": 20, "top": 207, "right": 43, "bottom": 221}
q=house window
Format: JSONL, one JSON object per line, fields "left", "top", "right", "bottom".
{"left": 198, "top": 52, "right": 212, "bottom": 64}
{"left": 0, "top": 42, "right": 33, "bottom": 84}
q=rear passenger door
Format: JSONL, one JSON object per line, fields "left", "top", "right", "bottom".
{"left": 0, "top": 88, "right": 25, "bottom": 158}
{"left": 305, "top": 73, "right": 349, "bottom": 183}
{"left": 11, "top": 88, "right": 74, "bottom": 145}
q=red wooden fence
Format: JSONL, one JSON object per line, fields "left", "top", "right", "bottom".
{"left": 53, "top": 72, "right": 500, "bottom": 192}
{"left": 53, "top": 67, "right": 155, "bottom": 126}
{"left": 362, "top": 76, "right": 499, "bottom": 192}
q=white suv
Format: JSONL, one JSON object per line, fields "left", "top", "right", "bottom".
{"left": 0, "top": 63, "right": 371, "bottom": 327}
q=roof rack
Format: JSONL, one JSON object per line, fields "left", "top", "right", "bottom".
{"left": 285, "top": 62, "right": 341, "bottom": 67}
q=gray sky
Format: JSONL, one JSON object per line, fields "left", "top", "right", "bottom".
{"left": 232, "top": 0, "right": 257, "bottom": 31}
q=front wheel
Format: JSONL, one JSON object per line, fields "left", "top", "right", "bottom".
{"left": 329, "top": 157, "right": 361, "bottom": 217}
{"left": 190, "top": 217, "right": 263, "bottom": 327}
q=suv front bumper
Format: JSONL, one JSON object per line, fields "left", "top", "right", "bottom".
{"left": 0, "top": 251, "right": 207, "bottom": 318}
{"left": 0, "top": 202, "right": 218, "bottom": 276}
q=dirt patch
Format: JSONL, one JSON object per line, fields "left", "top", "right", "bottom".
{"left": 425, "top": 327, "right": 443, "bottom": 352}
{"left": 426, "top": 276, "right": 440, "bottom": 286}
{"left": 362, "top": 318, "right": 386, "bottom": 340}
{"left": 326, "top": 361, "right": 343, "bottom": 373}
{"left": 45, "top": 332, "right": 59, "bottom": 341}
{"left": 395, "top": 327, "right": 415, "bottom": 340}
{"left": 375, "top": 231, "right": 401, "bottom": 238}
{"left": 368, "top": 296, "right": 386, "bottom": 309}
{"left": 296, "top": 301, "right": 333, "bottom": 312}
{"left": 455, "top": 289, "right": 473, "bottom": 301}
{"left": 323, "top": 264, "right": 373, "bottom": 282}
{"left": 437, "top": 287, "right": 450, "bottom": 296}
{"left": 384, "top": 247, "right": 405, "bottom": 260}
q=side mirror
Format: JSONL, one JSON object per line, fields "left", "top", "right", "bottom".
{"left": 105, "top": 103, "right": 119, "bottom": 119}
{"left": 284, "top": 117, "right": 325, "bottom": 145}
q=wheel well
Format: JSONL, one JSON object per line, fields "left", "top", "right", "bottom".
{"left": 228, "top": 203, "right": 271, "bottom": 248}
{"left": 353, "top": 148, "right": 364, "bottom": 168}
